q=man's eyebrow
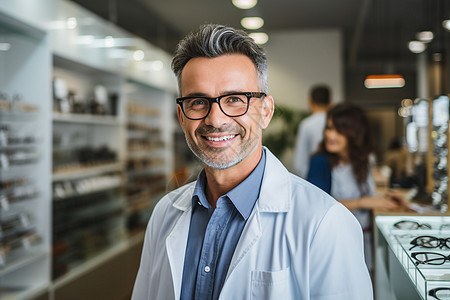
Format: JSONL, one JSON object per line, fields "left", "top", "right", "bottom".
{"left": 182, "top": 91, "right": 246, "bottom": 98}
{"left": 182, "top": 92, "right": 209, "bottom": 98}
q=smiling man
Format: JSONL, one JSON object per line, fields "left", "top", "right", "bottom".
{"left": 131, "top": 24, "right": 373, "bottom": 300}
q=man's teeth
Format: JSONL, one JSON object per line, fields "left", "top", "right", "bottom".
{"left": 205, "top": 135, "right": 235, "bottom": 142}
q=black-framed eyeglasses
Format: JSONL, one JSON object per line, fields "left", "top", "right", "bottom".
{"left": 393, "top": 220, "right": 432, "bottom": 230}
{"left": 176, "top": 92, "right": 266, "bottom": 120}
{"left": 429, "top": 287, "right": 450, "bottom": 299}
{"left": 409, "top": 235, "right": 450, "bottom": 250}
{"left": 411, "top": 252, "right": 450, "bottom": 265}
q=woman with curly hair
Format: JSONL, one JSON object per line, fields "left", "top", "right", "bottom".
{"left": 307, "top": 103, "right": 404, "bottom": 271}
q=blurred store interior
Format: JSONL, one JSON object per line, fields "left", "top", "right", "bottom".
{"left": 1, "top": 0, "right": 450, "bottom": 299}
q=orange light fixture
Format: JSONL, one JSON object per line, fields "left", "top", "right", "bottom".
{"left": 364, "top": 74, "right": 405, "bottom": 89}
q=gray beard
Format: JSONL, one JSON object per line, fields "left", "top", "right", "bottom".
{"left": 185, "top": 135, "right": 259, "bottom": 170}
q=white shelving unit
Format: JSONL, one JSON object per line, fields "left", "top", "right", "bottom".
{"left": 0, "top": 0, "right": 177, "bottom": 299}
{"left": 0, "top": 9, "right": 52, "bottom": 300}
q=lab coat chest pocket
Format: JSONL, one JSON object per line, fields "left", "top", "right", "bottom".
{"left": 251, "top": 267, "right": 291, "bottom": 300}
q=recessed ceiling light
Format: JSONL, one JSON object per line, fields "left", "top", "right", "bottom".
{"left": 232, "top": 0, "right": 257, "bottom": 9}
{"left": 66, "top": 17, "right": 78, "bottom": 29}
{"left": 249, "top": 32, "right": 268, "bottom": 44}
{"left": 364, "top": 75, "right": 405, "bottom": 89}
{"left": 443, "top": 20, "right": 450, "bottom": 31}
{"left": 241, "top": 17, "right": 264, "bottom": 30}
{"left": 133, "top": 50, "right": 145, "bottom": 61}
{"left": 408, "top": 41, "right": 426, "bottom": 54}
{"left": 416, "top": 31, "right": 434, "bottom": 43}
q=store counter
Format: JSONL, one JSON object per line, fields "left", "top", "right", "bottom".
{"left": 375, "top": 214, "right": 450, "bottom": 300}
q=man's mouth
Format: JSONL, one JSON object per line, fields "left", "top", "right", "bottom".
{"left": 204, "top": 134, "right": 237, "bottom": 142}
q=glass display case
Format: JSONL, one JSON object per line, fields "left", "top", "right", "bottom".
{"left": 376, "top": 215, "right": 450, "bottom": 300}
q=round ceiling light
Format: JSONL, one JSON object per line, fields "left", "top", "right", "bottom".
{"left": 416, "top": 31, "right": 434, "bottom": 43}
{"left": 443, "top": 20, "right": 450, "bottom": 31}
{"left": 232, "top": 0, "right": 257, "bottom": 9}
{"left": 408, "top": 41, "right": 426, "bottom": 54}
{"left": 241, "top": 17, "right": 264, "bottom": 30}
{"left": 249, "top": 32, "right": 268, "bottom": 44}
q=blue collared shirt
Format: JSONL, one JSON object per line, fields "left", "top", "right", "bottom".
{"left": 180, "top": 151, "right": 266, "bottom": 300}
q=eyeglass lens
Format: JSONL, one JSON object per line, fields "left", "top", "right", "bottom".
{"left": 429, "top": 287, "right": 450, "bottom": 300}
{"left": 394, "top": 220, "right": 432, "bottom": 230}
{"left": 181, "top": 94, "right": 249, "bottom": 119}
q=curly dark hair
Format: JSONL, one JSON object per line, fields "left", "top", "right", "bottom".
{"left": 317, "top": 103, "right": 375, "bottom": 194}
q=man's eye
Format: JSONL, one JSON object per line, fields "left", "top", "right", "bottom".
{"left": 194, "top": 99, "right": 206, "bottom": 105}
{"left": 189, "top": 99, "right": 207, "bottom": 106}
{"left": 224, "top": 96, "right": 245, "bottom": 104}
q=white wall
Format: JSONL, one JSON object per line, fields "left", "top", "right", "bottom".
{"left": 265, "top": 29, "right": 343, "bottom": 110}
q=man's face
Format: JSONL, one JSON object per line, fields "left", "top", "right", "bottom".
{"left": 177, "top": 54, "right": 273, "bottom": 170}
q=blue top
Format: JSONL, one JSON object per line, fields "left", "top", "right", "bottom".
{"left": 180, "top": 151, "right": 266, "bottom": 300}
{"left": 307, "top": 153, "right": 332, "bottom": 193}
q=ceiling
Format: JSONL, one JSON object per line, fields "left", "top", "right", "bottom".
{"left": 70, "top": 0, "right": 449, "bottom": 72}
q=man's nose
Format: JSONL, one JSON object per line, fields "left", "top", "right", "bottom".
{"left": 204, "top": 102, "right": 229, "bottom": 127}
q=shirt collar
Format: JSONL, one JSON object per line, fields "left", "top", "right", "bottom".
{"left": 192, "top": 150, "right": 266, "bottom": 220}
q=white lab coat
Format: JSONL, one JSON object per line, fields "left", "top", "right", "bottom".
{"left": 131, "top": 148, "right": 373, "bottom": 300}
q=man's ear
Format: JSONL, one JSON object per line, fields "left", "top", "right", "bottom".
{"left": 261, "top": 95, "right": 274, "bottom": 129}
{"left": 177, "top": 105, "right": 184, "bottom": 127}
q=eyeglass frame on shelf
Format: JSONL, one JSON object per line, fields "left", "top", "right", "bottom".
{"left": 429, "top": 287, "right": 450, "bottom": 300}
{"left": 409, "top": 235, "right": 450, "bottom": 250}
{"left": 176, "top": 92, "right": 266, "bottom": 120}
{"left": 411, "top": 251, "right": 450, "bottom": 266}
{"left": 393, "top": 220, "right": 432, "bottom": 230}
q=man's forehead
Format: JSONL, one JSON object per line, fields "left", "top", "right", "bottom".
{"left": 179, "top": 54, "right": 258, "bottom": 96}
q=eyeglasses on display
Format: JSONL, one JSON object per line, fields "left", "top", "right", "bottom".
{"left": 409, "top": 236, "right": 450, "bottom": 250}
{"left": 393, "top": 220, "right": 432, "bottom": 230}
{"left": 176, "top": 92, "right": 266, "bottom": 120}
{"left": 429, "top": 287, "right": 450, "bottom": 300}
{"left": 411, "top": 252, "right": 450, "bottom": 266}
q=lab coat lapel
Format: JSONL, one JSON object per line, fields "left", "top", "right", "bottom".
{"left": 166, "top": 193, "right": 192, "bottom": 300}
{"left": 226, "top": 205, "right": 261, "bottom": 277}
{"left": 225, "top": 148, "right": 290, "bottom": 279}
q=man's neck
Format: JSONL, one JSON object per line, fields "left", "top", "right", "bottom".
{"left": 310, "top": 105, "right": 328, "bottom": 113}
{"left": 203, "top": 147, "right": 262, "bottom": 209}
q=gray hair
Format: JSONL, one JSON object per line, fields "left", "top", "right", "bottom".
{"left": 171, "top": 24, "right": 268, "bottom": 94}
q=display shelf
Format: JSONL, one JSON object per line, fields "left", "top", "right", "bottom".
{"left": 53, "top": 174, "right": 122, "bottom": 201}
{"left": 52, "top": 112, "right": 122, "bottom": 126}
{"left": 0, "top": 250, "right": 47, "bottom": 277}
{"left": 52, "top": 192, "right": 126, "bottom": 279}
{"left": 427, "top": 95, "right": 450, "bottom": 212}
{"left": 0, "top": 111, "right": 40, "bottom": 122}
{"left": 0, "top": 280, "right": 49, "bottom": 300}
{"left": 53, "top": 230, "right": 144, "bottom": 289}
{"left": 52, "top": 162, "right": 123, "bottom": 182}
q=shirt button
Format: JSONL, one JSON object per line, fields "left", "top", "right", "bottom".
{"left": 204, "top": 266, "right": 210, "bottom": 273}
{"left": 197, "top": 201, "right": 202, "bottom": 206}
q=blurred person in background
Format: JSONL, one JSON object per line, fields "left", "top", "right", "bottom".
{"left": 293, "top": 85, "right": 331, "bottom": 178}
{"left": 307, "top": 103, "right": 409, "bottom": 273}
